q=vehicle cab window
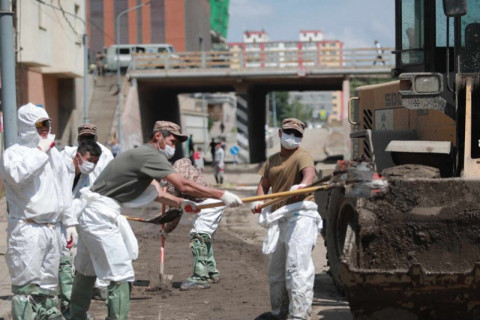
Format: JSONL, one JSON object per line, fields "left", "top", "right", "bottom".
{"left": 400, "top": 0, "right": 425, "bottom": 65}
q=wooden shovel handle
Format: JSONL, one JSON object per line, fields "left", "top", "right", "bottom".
{"left": 196, "top": 185, "right": 330, "bottom": 210}
{"left": 259, "top": 197, "right": 286, "bottom": 210}
{"left": 125, "top": 215, "right": 146, "bottom": 222}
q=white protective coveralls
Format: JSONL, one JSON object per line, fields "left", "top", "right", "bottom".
{"left": 63, "top": 143, "right": 114, "bottom": 292}
{"left": 58, "top": 145, "right": 99, "bottom": 313}
{"left": 258, "top": 200, "right": 321, "bottom": 320}
{"left": 0, "top": 103, "right": 74, "bottom": 319}
{"left": 74, "top": 187, "right": 141, "bottom": 282}
{"left": 191, "top": 198, "right": 225, "bottom": 235}
{"left": 91, "top": 142, "right": 114, "bottom": 178}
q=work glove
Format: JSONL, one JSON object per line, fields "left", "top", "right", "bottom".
{"left": 66, "top": 226, "right": 78, "bottom": 254}
{"left": 220, "top": 191, "right": 243, "bottom": 207}
{"left": 250, "top": 200, "right": 264, "bottom": 214}
{"left": 289, "top": 183, "right": 307, "bottom": 191}
{"left": 290, "top": 184, "right": 307, "bottom": 201}
{"left": 181, "top": 199, "right": 200, "bottom": 213}
{"left": 37, "top": 137, "right": 55, "bottom": 153}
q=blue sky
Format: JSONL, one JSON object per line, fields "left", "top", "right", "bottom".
{"left": 228, "top": 0, "right": 395, "bottom": 48}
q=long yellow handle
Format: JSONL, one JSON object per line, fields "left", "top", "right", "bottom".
{"left": 125, "top": 215, "right": 146, "bottom": 222}
{"left": 259, "top": 197, "right": 286, "bottom": 210}
{"left": 196, "top": 185, "right": 331, "bottom": 210}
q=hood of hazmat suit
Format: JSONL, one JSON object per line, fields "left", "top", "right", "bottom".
{"left": 18, "top": 102, "right": 52, "bottom": 147}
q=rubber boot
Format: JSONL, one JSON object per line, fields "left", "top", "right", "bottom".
{"left": 11, "top": 295, "right": 36, "bottom": 320}
{"left": 68, "top": 272, "right": 96, "bottom": 320}
{"left": 180, "top": 233, "right": 211, "bottom": 291}
{"left": 204, "top": 234, "right": 220, "bottom": 283}
{"left": 12, "top": 284, "right": 62, "bottom": 320}
{"left": 106, "top": 281, "right": 131, "bottom": 320}
{"left": 59, "top": 254, "right": 74, "bottom": 316}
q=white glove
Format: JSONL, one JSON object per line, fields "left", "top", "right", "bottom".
{"left": 289, "top": 183, "right": 307, "bottom": 191}
{"left": 37, "top": 138, "right": 55, "bottom": 153}
{"left": 220, "top": 191, "right": 243, "bottom": 207}
{"left": 250, "top": 201, "right": 264, "bottom": 214}
{"left": 181, "top": 199, "right": 200, "bottom": 213}
{"left": 66, "top": 226, "right": 78, "bottom": 253}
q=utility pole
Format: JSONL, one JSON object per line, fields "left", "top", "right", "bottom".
{"left": 0, "top": 0, "right": 18, "bottom": 148}
{"left": 272, "top": 92, "right": 277, "bottom": 128}
{"left": 115, "top": 1, "right": 150, "bottom": 145}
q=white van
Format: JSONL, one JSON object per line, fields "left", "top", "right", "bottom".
{"left": 104, "top": 43, "right": 176, "bottom": 71}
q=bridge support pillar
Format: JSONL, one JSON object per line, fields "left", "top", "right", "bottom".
{"left": 235, "top": 86, "right": 267, "bottom": 163}
{"left": 137, "top": 87, "right": 184, "bottom": 158}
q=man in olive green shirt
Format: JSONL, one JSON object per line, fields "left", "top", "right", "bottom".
{"left": 252, "top": 118, "right": 320, "bottom": 320}
{"left": 69, "top": 121, "right": 243, "bottom": 320}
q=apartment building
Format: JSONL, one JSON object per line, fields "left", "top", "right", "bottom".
{"left": 228, "top": 29, "right": 343, "bottom": 68}
{"left": 15, "top": 0, "right": 86, "bottom": 143}
{"left": 88, "top": 0, "right": 212, "bottom": 55}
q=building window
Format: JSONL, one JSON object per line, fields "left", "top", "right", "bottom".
{"left": 38, "top": 2, "right": 47, "bottom": 30}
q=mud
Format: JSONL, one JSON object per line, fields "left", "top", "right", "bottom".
{"left": 337, "top": 165, "right": 480, "bottom": 319}
{"left": 355, "top": 177, "right": 480, "bottom": 271}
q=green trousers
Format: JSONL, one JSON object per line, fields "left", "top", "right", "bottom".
{"left": 59, "top": 254, "right": 74, "bottom": 315}
{"left": 186, "top": 233, "right": 219, "bottom": 283}
{"left": 11, "top": 284, "right": 62, "bottom": 320}
{"left": 68, "top": 272, "right": 131, "bottom": 320}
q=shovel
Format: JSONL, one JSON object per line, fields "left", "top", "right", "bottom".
{"left": 158, "top": 194, "right": 173, "bottom": 288}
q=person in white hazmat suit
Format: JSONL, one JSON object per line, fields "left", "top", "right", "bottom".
{"left": 163, "top": 158, "right": 225, "bottom": 290}
{"left": 58, "top": 140, "right": 103, "bottom": 316}
{"left": 58, "top": 123, "right": 114, "bottom": 305}
{"left": 0, "top": 102, "right": 77, "bottom": 319}
{"left": 75, "top": 123, "right": 114, "bottom": 179}
{"left": 251, "top": 118, "right": 321, "bottom": 320}
{"left": 68, "top": 120, "right": 243, "bottom": 320}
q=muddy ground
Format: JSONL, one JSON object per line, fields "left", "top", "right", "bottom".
{"left": 85, "top": 187, "right": 352, "bottom": 320}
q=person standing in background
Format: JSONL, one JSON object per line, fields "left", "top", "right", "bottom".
{"left": 209, "top": 138, "right": 216, "bottom": 163}
{"left": 373, "top": 40, "right": 385, "bottom": 65}
{"left": 213, "top": 142, "right": 225, "bottom": 185}
{"left": 193, "top": 146, "right": 205, "bottom": 173}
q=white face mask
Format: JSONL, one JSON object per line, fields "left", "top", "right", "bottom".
{"left": 280, "top": 132, "right": 302, "bottom": 150}
{"left": 160, "top": 144, "right": 176, "bottom": 159}
{"left": 156, "top": 134, "right": 176, "bottom": 159}
{"left": 78, "top": 156, "right": 96, "bottom": 174}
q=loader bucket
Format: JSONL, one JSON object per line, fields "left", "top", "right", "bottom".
{"left": 337, "top": 177, "right": 480, "bottom": 319}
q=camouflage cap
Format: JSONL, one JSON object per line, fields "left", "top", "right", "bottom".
{"left": 282, "top": 118, "right": 305, "bottom": 135}
{"left": 166, "top": 158, "right": 209, "bottom": 201}
{"left": 153, "top": 120, "right": 188, "bottom": 142}
{"left": 78, "top": 123, "right": 97, "bottom": 137}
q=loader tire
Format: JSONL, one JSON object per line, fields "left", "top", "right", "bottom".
{"left": 326, "top": 188, "right": 357, "bottom": 294}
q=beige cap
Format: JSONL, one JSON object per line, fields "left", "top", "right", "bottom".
{"left": 78, "top": 123, "right": 97, "bottom": 136}
{"left": 153, "top": 120, "right": 188, "bottom": 142}
{"left": 282, "top": 118, "right": 305, "bottom": 135}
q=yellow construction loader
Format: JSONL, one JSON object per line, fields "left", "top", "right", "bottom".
{"left": 316, "top": 0, "right": 480, "bottom": 318}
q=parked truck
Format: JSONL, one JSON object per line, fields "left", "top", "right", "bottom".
{"left": 316, "top": 0, "right": 480, "bottom": 319}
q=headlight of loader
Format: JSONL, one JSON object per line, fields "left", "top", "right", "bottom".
{"left": 399, "top": 73, "right": 443, "bottom": 95}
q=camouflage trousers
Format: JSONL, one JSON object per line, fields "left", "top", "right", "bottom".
{"left": 187, "top": 233, "right": 219, "bottom": 284}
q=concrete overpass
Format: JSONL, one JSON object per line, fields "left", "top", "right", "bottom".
{"left": 119, "top": 48, "right": 393, "bottom": 163}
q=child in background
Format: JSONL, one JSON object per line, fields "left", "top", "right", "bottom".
{"left": 193, "top": 146, "right": 205, "bottom": 173}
